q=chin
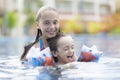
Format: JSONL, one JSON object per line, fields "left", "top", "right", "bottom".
{"left": 48, "top": 34, "right": 56, "bottom": 38}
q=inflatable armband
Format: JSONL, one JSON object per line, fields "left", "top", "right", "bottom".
{"left": 78, "top": 45, "right": 102, "bottom": 62}
{"left": 28, "top": 47, "right": 54, "bottom": 67}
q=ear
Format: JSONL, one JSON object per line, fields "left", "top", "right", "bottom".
{"left": 36, "top": 22, "right": 40, "bottom": 29}
{"left": 52, "top": 51, "right": 58, "bottom": 57}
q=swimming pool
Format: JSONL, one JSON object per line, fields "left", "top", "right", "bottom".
{"left": 0, "top": 34, "right": 120, "bottom": 80}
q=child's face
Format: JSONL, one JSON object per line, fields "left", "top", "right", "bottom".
{"left": 38, "top": 10, "right": 59, "bottom": 39}
{"left": 55, "top": 36, "right": 78, "bottom": 64}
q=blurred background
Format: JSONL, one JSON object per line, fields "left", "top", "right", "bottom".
{"left": 0, "top": 0, "right": 120, "bottom": 57}
{"left": 0, "top": 0, "right": 120, "bottom": 37}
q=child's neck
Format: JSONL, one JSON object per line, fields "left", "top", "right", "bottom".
{"left": 42, "top": 36, "right": 48, "bottom": 48}
{"left": 34, "top": 36, "right": 48, "bottom": 48}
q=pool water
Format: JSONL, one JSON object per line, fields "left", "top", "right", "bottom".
{"left": 0, "top": 34, "right": 120, "bottom": 80}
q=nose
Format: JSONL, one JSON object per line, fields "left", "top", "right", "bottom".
{"left": 50, "top": 23, "right": 55, "bottom": 30}
{"left": 69, "top": 48, "right": 74, "bottom": 54}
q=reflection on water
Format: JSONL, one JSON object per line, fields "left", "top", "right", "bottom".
{"left": 59, "top": 58, "right": 120, "bottom": 80}
{"left": 0, "top": 56, "right": 53, "bottom": 80}
{"left": 0, "top": 34, "right": 120, "bottom": 80}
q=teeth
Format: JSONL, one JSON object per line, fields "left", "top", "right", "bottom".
{"left": 50, "top": 32, "right": 54, "bottom": 33}
{"left": 67, "top": 56, "right": 72, "bottom": 58}
{"left": 48, "top": 31, "right": 55, "bottom": 34}
{"left": 49, "top": 31, "right": 54, "bottom": 32}
{"left": 48, "top": 30, "right": 55, "bottom": 32}
{"left": 67, "top": 54, "right": 74, "bottom": 58}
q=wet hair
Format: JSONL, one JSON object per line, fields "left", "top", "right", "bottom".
{"left": 36, "top": 6, "right": 58, "bottom": 22}
{"left": 20, "top": 29, "right": 41, "bottom": 60}
{"left": 20, "top": 6, "right": 60, "bottom": 60}
{"left": 47, "top": 32, "right": 67, "bottom": 62}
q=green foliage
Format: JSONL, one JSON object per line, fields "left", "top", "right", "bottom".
{"left": 92, "top": 23, "right": 99, "bottom": 31}
{"left": 23, "top": 0, "right": 43, "bottom": 27}
{"left": 25, "top": 12, "right": 36, "bottom": 27}
{"left": 110, "top": 26, "right": 120, "bottom": 34}
{"left": 88, "top": 22, "right": 100, "bottom": 34}
{"left": 0, "top": 17, "right": 4, "bottom": 26}
{"left": 7, "top": 11, "right": 18, "bottom": 29}
{"left": 24, "top": 0, "right": 43, "bottom": 13}
{"left": 37, "top": 0, "right": 43, "bottom": 7}
{"left": 65, "top": 20, "right": 83, "bottom": 34}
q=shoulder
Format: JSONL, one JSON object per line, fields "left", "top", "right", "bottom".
{"left": 26, "top": 46, "right": 40, "bottom": 59}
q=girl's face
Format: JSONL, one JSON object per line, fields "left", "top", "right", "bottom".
{"left": 54, "top": 36, "right": 78, "bottom": 64}
{"left": 38, "top": 10, "right": 59, "bottom": 39}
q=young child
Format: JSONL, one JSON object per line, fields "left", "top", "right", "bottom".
{"left": 25, "top": 32, "right": 77, "bottom": 67}
{"left": 48, "top": 32, "right": 78, "bottom": 65}
{"left": 48, "top": 32, "right": 102, "bottom": 66}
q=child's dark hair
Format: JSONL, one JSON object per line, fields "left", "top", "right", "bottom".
{"left": 47, "top": 32, "right": 67, "bottom": 62}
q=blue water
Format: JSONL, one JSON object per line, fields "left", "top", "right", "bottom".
{"left": 0, "top": 34, "right": 120, "bottom": 80}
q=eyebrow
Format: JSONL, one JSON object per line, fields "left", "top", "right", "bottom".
{"left": 53, "top": 20, "right": 58, "bottom": 22}
{"left": 43, "top": 19, "right": 58, "bottom": 22}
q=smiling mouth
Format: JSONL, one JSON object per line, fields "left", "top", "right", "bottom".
{"left": 67, "top": 54, "right": 74, "bottom": 61}
{"left": 47, "top": 31, "right": 56, "bottom": 34}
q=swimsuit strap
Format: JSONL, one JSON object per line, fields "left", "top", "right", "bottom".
{"left": 39, "top": 37, "right": 45, "bottom": 51}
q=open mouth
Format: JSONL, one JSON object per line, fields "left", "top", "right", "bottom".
{"left": 47, "top": 31, "right": 56, "bottom": 35}
{"left": 67, "top": 54, "right": 74, "bottom": 61}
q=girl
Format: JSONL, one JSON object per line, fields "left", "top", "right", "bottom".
{"left": 48, "top": 33, "right": 78, "bottom": 66}
{"left": 20, "top": 6, "right": 60, "bottom": 66}
{"left": 48, "top": 32, "right": 102, "bottom": 66}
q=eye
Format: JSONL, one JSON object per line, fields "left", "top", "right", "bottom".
{"left": 64, "top": 47, "right": 69, "bottom": 51}
{"left": 44, "top": 21, "right": 50, "bottom": 25}
{"left": 71, "top": 45, "right": 74, "bottom": 49}
{"left": 53, "top": 20, "right": 58, "bottom": 25}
